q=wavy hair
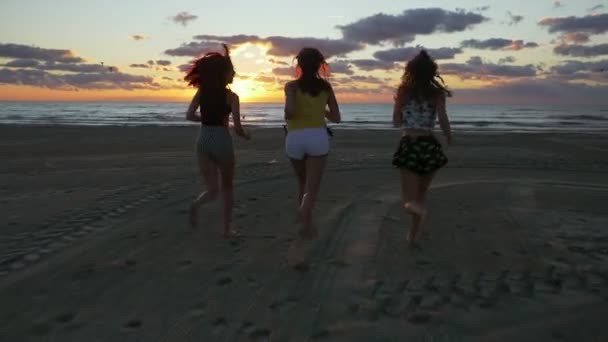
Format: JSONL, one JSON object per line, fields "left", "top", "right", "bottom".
{"left": 397, "top": 50, "right": 452, "bottom": 102}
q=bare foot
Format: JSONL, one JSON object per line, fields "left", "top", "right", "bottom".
{"left": 188, "top": 203, "right": 198, "bottom": 228}
{"left": 223, "top": 227, "right": 241, "bottom": 239}
{"left": 404, "top": 201, "right": 425, "bottom": 217}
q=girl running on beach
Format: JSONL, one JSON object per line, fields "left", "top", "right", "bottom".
{"left": 284, "top": 47, "right": 341, "bottom": 239}
{"left": 392, "top": 50, "right": 452, "bottom": 246}
{"left": 185, "top": 44, "right": 250, "bottom": 238}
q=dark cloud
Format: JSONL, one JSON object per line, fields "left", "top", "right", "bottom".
{"left": 130, "top": 64, "right": 151, "bottom": 69}
{"left": 498, "top": 56, "right": 517, "bottom": 64}
{"left": 4, "top": 59, "right": 40, "bottom": 68}
{"left": 268, "top": 58, "right": 289, "bottom": 66}
{"left": 338, "top": 8, "right": 488, "bottom": 45}
{"left": 178, "top": 64, "right": 191, "bottom": 72}
{"left": 539, "top": 13, "right": 608, "bottom": 35}
{"left": 475, "top": 6, "right": 490, "bottom": 12}
{"left": 553, "top": 1, "right": 563, "bottom": 8}
{"left": 441, "top": 56, "right": 538, "bottom": 79}
{"left": 349, "top": 59, "right": 398, "bottom": 71}
{"left": 457, "top": 80, "right": 608, "bottom": 105}
{"left": 589, "top": 4, "right": 604, "bottom": 12}
{"left": 350, "top": 75, "right": 384, "bottom": 84}
{"left": 554, "top": 43, "right": 608, "bottom": 57}
{"left": 0, "top": 43, "right": 84, "bottom": 63}
{"left": 131, "top": 35, "right": 149, "bottom": 41}
{"left": 147, "top": 60, "right": 155, "bottom": 65}
{"left": 329, "top": 60, "right": 354, "bottom": 75}
{"left": 265, "top": 36, "right": 363, "bottom": 57}
{"left": 193, "top": 34, "right": 263, "bottom": 45}
{"left": 38, "top": 62, "right": 112, "bottom": 73}
{"left": 461, "top": 38, "right": 538, "bottom": 51}
{"left": 254, "top": 75, "right": 276, "bottom": 83}
{"left": 559, "top": 32, "right": 590, "bottom": 43}
{"left": 373, "top": 46, "right": 462, "bottom": 62}
{"left": 164, "top": 41, "right": 225, "bottom": 57}
{"left": 0, "top": 68, "right": 159, "bottom": 90}
{"left": 162, "top": 76, "right": 173, "bottom": 81}
{"left": 171, "top": 11, "right": 198, "bottom": 26}
{"left": 507, "top": 11, "right": 524, "bottom": 26}
{"left": 155, "top": 60, "right": 172, "bottom": 66}
{"left": 549, "top": 59, "right": 608, "bottom": 75}
{"left": 272, "top": 67, "right": 294, "bottom": 77}
{"left": 169, "top": 35, "right": 363, "bottom": 58}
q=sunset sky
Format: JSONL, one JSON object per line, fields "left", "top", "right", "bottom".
{"left": 1, "top": 0, "right": 607, "bottom": 104}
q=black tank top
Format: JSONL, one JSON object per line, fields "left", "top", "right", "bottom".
{"left": 199, "top": 90, "right": 231, "bottom": 126}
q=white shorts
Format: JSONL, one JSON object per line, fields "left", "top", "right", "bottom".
{"left": 285, "top": 127, "right": 330, "bottom": 160}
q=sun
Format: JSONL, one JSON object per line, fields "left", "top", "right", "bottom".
{"left": 230, "top": 77, "right": 274, "bottom": 102}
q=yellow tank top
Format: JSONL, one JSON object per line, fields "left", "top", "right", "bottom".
{"left": 287, "top": 89, "right": 328, "bottom": 131}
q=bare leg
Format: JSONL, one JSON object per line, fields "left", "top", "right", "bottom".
{"left": 416, "top": 172, "right": 435, "bottom": 234}
{"left": 289, "top": 158, "right": 307, "bottom": 208}
{"left": 217, "top": 156, "right": 237, "bottom": 237}
{"left": 190, "top": 155, "right": 219, "bottom": 227}
{"left": 400, "top": 169, "right": 422, "bottom": 244}
{"left": 299, "top": 155, "right": 327, "bottom": 239}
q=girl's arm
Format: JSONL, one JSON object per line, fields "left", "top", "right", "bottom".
{"left": 436, "top": 94, "right": 452, "bottom": 145}
{"left": 284, "top": 81, "right": 296, "bottom": 120}
{"left": 392, "top": 92, "right": 404, "bottom": 128}
{"left": 186, "top": 88, "right": 202, "bottom": 122}
{"left": 230, "top": 92, "right": 251, "bottom": 140}
{"left": 325, "top": 85, "right": 341, "bottom": 123}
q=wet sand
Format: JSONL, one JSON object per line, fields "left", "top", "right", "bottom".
{"left": 1, "top": 125, "right": 607, "bottom": 341}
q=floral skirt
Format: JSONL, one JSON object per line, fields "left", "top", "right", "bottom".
{"left": 392, "top": 135, "right": 448, "bottom": 175}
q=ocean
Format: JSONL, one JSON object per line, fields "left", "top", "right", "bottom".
{"left": 0, "top": 102, "right": 607, "bottom": 132}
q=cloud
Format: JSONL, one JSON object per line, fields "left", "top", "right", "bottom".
{"left": 328, "top": 60, "right": 354, "bottom": 75}
{"left": 350, "top": 75, "right": 384, "bottom": 84}
{"left": 553, "top": 1, "right": 563, "bottom": 8}
{"left": 130, "top": 64, "right": 151, "bottom": 69}
{"left": 498, "top": 56, "right": 517, "bottom": 64}
{"left": 559, "top": 32, "right": 590, "bottom": 43}
{"left": 507, "top": 11, "right": 524, "bottom": 26}
{"left": 169, "top": 34, "right": 363, "bottom": 58}
{"left": 178, "top": 64, "right": 191, "bottom": 72}
{"left": 193, "top": 34, "right": 263, "bottom": 45}
{"left": 4, "top": 59, "right": 40, "bottom": 68}
{"left": 254, "top": 74, "right": 276, "bottom": 83}
{"left": 272, "top": 67, "right": 293, "bottom": 77}
{"left": 475, "top": 6, "right": 490, "bottom": 12}
{"left": 554, "top": 43, "right": 608, "bottom": 57}
{"left": 131, "top": 35, "right": 149, "bottom": 41}
{"left": 268, "top": 58, "right": 289, "bottom": 66}
{"left": 338, "top": 8, "right": 488, "bottom": 45}
{"left": 165, "top": 41, "right": 226, "bottom": 57}
{"left": 350, "top": 59, "right": 398, "bottom": 71}
{"left": 589, "top": 4, "right": 604, "bottom": 12}
{"left": 549, "top": 59, "right": 608, "bottom": 75}
{"left": 0, "top": 43, "right": 84, "bottom": 63}
{"left": 461, "top": 38, "right": 538, "bottom": 51}
{"left": 265, "top": 36, "right": 363, "bottom": 57}
{"left": 0, "top": 43, "right": 161, "bottom": 90}
{"left": 155, "top": 60, "right": 172, "bottom": 66}
{"left": 441, "top": 56, "right": 538, "bottom": 79}
{"left": 373, "top": 46, "right": 462, "bottom": 62}
{"left": 457, "top": 80, "right": 608, "bottom": 105}
{"left": 539, "top": 13, "right": 608, "bottom": 35}
{"left": 171, "top": 11, "right": 198, "bottom": 26}
{"left": 0, "top": 68, "right": 159, "bottom": 90}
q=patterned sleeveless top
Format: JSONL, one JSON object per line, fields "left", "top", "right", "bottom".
{"left": 402, "top": 99, "right": 436, "bottom": 131}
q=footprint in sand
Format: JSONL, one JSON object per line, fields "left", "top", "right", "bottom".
{"left": 123, "top": 319, "right": 142, "bottom": 330}
{"left": 250, "top": 329, "right": 271, "bottom": 340}
{"left": 212, "top": 317, "right": 227, "bottom": 334}
{"left": 177, "top": 260, "right": 192, "bottom": 269}
{"left": 217, "top": 276, "right": 232, "bottom": 286}
{"left": 54, "top": 312, "right": 76, "bottom": 324}
{"left": 30, "top": 322, "right": 52, "bottom": 336}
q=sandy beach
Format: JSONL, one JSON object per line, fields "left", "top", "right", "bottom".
{"left": 1, "top": 125, "right": 608, "bottom": 341}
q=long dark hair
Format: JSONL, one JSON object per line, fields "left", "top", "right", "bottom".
{"left": 184, "top": 44, "right": 235, "bottom": 105}
{"left": 397, "top": 50, "right": 451, "bottom": 102}
{"left": 295, "top": 47, "right": 331, "bottom": 96}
